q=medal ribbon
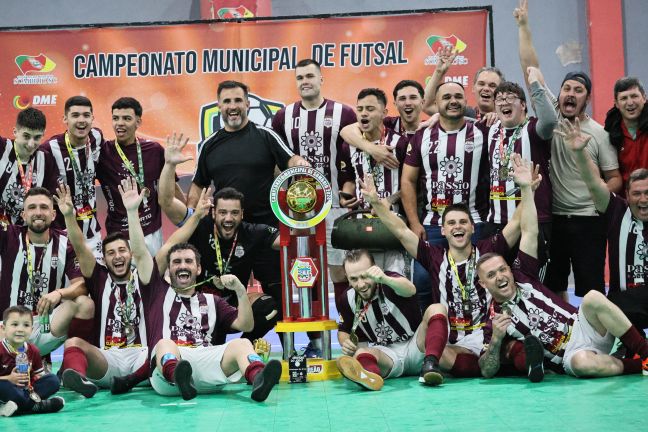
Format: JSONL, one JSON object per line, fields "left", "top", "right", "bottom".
{"left": 113, "top": 276, "right": 136, "bottom": 329}
{"left": 497, "top": 118, "right": 528, "bottom": 175}
{"left": 447, "top": 248, "right": 475, "bottom": 305}
{"left": 64, "top": 132, "right": 91, "bottom": 182}
{"left": 350, "top": 294, "right": 372, "bottom": 337}
{"left": 25, "top": 234, "right": 45, "bottom": 310}
{"left": 12, "top": 143, "right": 34, "bottom": 194}
{"left": 115, "top": 138, "right": 145, "bottom": 189}
{"left": 214, "top": 231, "right": 238, "bottom": 276}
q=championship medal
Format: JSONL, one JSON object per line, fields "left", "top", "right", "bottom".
{"left": 350, "top": 332, "right": 359, "bottom": 345}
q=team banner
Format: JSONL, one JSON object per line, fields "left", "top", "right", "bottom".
{"left": 0, "top": 10, "right": 487, "bottom": 173}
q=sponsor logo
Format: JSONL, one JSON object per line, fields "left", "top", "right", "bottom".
{"left": 13, "top": 53, "right": 58, "bottom": 85}
{"left": 13, "top": 94, "right": 58, "bottom": 110}
{"left": 424, "top": 35, "right": 469, "bottom": 66}
{"left": 308, "top": 364, "right": 323, "bottom": 374}
{"left": 217, "top": 6, "right": 254, "bottom": 19}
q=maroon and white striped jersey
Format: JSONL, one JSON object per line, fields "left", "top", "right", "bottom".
{"left": 41, "top": 129, "right": 103, "bottom": 240}
{"left": 349, "top": 127, "right": 409, "bottom": 212}
{"left": 0, "top": 225, "right": 81, "bottom": 313}
{"left": 604, "top": 193, "right": 648, "bottom": 292}
{"left": 337, "top": 272, "right": 422, "bottom": 346}
{"left": 272, "top": 99, "right": 356, "bottom": 206}
{"left": 417, "top": 235, "right": 508, "bottom": 344}
{"left": 0, "top": 341, "right": 43, "bottom": 385}
{"left": 484, "top": 252, "right": 577, "bottom": 365}
{"left": 85, "top": 264, "right": 147, "bottom": 349}
{"left": 404, "top": 121, "right": 489, "bottom": 226}
{"left": 97, "top": 139, "right": 167, "bottom": 237}
{"left": 0, "top": 136, "right": 59, "bottom": 226}
{"left": 486, "top": 118, "right": 552, "bottom": 224}
{"left": 142, "top": 262, "right": 238, "bottom": 348}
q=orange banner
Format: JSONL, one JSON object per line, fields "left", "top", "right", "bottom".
{"left": 0, "top": 10, "right": 487, "bottom": 174}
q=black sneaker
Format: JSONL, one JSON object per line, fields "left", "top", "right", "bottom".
{"left": 173, "top": 360, "right": 197, "bottom": 401}
{"left": 524, "top": 335, "right": 545, "bottom": 383}
{"left": 31, "top": 396, "right": 65, "bottom": 414}
{"left": 251, "top": 359, "right": 282, "bottom": 402}
{"left": 62, "top": 369, "right": 98, "bottom": 398}
{"left": 110, "top": 375, "right": 134, "bottom": 395}
{"left": 419, "top": 355, "right": 444, "bottom": 386}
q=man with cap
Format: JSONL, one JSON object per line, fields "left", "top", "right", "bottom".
{"left": 515, "top": 0, "right": 621, "bottom": 301}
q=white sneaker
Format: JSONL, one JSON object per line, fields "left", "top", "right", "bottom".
{"left": 0, "top": 400, "right": 18, "bottom": 417}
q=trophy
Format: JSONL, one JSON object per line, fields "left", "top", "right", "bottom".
{"left": 270, "top": 167, "right": 340, "bottom": 382}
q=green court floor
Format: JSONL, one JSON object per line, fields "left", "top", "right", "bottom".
{"left": 2, "top": 367, "right": 645, "bottom": 432}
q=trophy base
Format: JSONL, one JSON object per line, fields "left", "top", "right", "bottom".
{"left": 279, "top": 358, "right": 341, "bottom": 382}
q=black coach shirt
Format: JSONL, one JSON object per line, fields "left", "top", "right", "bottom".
{"left": 193, "top": 121, "right": 294, "bottom": 225}
{"left": 189, "top": 215, "right": 279, "bottom": 304}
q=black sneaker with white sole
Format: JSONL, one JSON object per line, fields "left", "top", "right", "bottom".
{"left": 62, "top": 369, "right": 98, "bottom": 398}
{"left": 524, "top": 335, "right": 545, "bottom": 383}
{"left": 31, "top": 396, "right": 65, "bottom": 414}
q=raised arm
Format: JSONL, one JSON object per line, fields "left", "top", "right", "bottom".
{"left": 362, "top": 174, "right": 419, "bottom": 257}
{"left": 159, "top": 133, "right": 193, "bottom": 225}
{"left": 511, "top": 154, "right": 538, "bottom": 258}
{"left": 366, "top": 265, "right": 415, "bottom": 297}
{"left": 120, "top": 177, "right": 153, "bottom": 284}
{"left": 220, "top": 274, "right": 254, "bottom": 332}
{"left": 422, "top": 45, "right": 456, "bottom": 116}
{"left": 555, "top": 118, "right": 611, "bottom": 212}
{"left": 527, "top": 67, "right": 557, "bottom": 140}
{"left": 155, "top": 187, "right": 212, "bottom": 274}
{"left": 54, "top": 184, "right": 96, "bottom": 278}
{"left": 339, "top": 123, "right": 399, "bottom": 170}
{"left": 514, "top": 0, "right": 541, "bottom": 87}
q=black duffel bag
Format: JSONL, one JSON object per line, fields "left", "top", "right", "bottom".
{"left": 331, "top": 209, "right": 404, "bottom": 251}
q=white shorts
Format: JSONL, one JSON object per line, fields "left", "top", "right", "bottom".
{"left": 326, "top": 208, "right": 349, "bottom": 266}
{"left": 30, "top": 307, "right": 67, "bottom": 356}
{"left": 145, "top": 229, "right": 164, "bottom": 257}
{"left": 371, "top": 327, "right": 424, "bottom": 379}
{"left": 150, "top": 342, "right": 242, "bottom": 396}
{"left": 91, "top": 347, "right": 149, "bottom": 388}
{"left": 450, "top": 330, "right": 485, "bottom": 356}
{"left": 562, "top": 308, "right": 615, "bottom": 376}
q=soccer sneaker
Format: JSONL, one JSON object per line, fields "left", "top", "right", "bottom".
{"left": 336, "top": 355, "right": 384, "bottom": 391}
{"left": 419, "top": 355, "right": 444, "bottom": 386}
{"left": 524, "top": 335, "right": 545, "bottom": 383}
{"left": 251, "top": 359, "right": 282, "bottom": 402}
{"left": 62, "top": 369, "right": 98, "bottom": 398}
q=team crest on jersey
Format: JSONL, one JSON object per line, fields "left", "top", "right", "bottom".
{"left": 323, "top": 117, "right": 333, "bottom": 128}
{"left": 300, "top": 131, "right": 322, "bottom": 151}
{"left": 234, "top": 245, "right": 245, "bottom": 258}
{"left": 464, "top": 140, "right": 475, "bottom": 153}
{"left": 199, "top": 304, "right": 208, "bottom": 314}
{"left": 50, "top": 256, "right": 58, "bottom": 269}
{"left": 197, "top": 93, "right": 285, "bottom": 153}
{"left": 439, "top": 155, "right": 464, "bottom": 178}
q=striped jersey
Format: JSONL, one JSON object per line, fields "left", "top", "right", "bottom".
{"left": 604, "top": 193, "right": 648, "bottom": 292}
{"left": 404, "top": 121, "right": 489, "bottom": 226}
{"left": 484, "top": 252, "right": 577, "bottom": 365}
{"left": 416, "top": 235, "right": 508, "bottom": 344}
{"left": 41, "top": 129, "right": 103, "bottom": 240}
{"left": 0, "top": 136, "right": 58, "bottom": 226}
{"left": 0, "top": 225, "right": 81, "bottom": 313}
{"left": 337, "top": 272, "right": 422, "bottom": 346}
{"left": 85, "top": 264, "right": 147, "bottom": 349}
{"left": 485, "top": 117, "right": 552, "bottom": 224}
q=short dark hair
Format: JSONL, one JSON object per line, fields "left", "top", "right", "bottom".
{"left": 392, "top": 80, "right": 424, "bottom": 99}
{"left": 627, "top": 168, "right": 648, "bottom": 190}
{"left": 296, "top": 59, "right": 321, "bottom": 70}
{"left": 65, "top": 95, "right": 93, "bottom": 114}
{"left": 614, "top": 77, "right": 646, "bottom": 99}
{"left": 495, "top": 82, "right": 526, "bottom": 104}
{"left": 217, "top": 80, "right": 249, "bottom": 99}
{"left": 167, "top": 242, "right": 202, "bottom": 267}
{"left": 343, "top": 249, "right": 375, "bottom": 268}
{"left": 112, "top": 97, "right": 143, "bottom": 117}
{"left": 3, "top": 305, "right": 32, "bottom": 322}
{"left": 476, "top": 252, "right": 505, "bottom": 274}
{"left": 213, "top": 187, "right": 245, "bottom": 209}
{"left": 16, "top": 107, "right": 46, "bottom": 131}
{"left": 441, "top": 203, "right": 474, "bottom": 225}
{"left": 436, "top": 80, "right": 465, "bottom": 94}
{"left": 25, "top": 186, "right": 53, "bottom": 203}
{"left": 474, "top": 66, "right": 505, "bottom": 84}
{"left": 102, "top": 232, "right": 131, "bottom": 255}
{"left": 357, "top": 88, "right": 387, "bottom": 107}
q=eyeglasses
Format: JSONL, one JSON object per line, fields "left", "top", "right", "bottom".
{"left": 494, "top": 95, "right": 520, "bottom": 105}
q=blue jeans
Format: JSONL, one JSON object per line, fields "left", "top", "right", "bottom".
{"left": 0, "top": 373, "right": 60, "bottom": 412}
{"left": 413, "top": 223, "right": 484, "bottom": 311}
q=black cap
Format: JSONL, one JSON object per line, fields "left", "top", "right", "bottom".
{"left": 561, "top": 71, "right": 592, "bottom": 94}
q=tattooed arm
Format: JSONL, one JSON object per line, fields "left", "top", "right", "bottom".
{"left": 479, "top": 313, "right": 512, "bottom": 378}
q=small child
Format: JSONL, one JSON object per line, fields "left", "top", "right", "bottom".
{"left": 0, "top": 305, "right": 64, "bottom": 417}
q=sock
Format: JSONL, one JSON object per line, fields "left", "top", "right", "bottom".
{"left": 162, "top": 359, "right": 178, "bottom": 382}
{"left": 621, "top": 357, "right": 642, "bottom": 375}
{"left": 124, "top": 361, "right": 151, "bottom": 386}
{"left": 67, "top": 318, "right": 95, "bottom": 344}
{"left": 333, "top": 282, "right": 348, "bottom": 301}
{"left": 620, "top": 326, "right": 648, "bottom": 359}
{"left": 425, "top": 314, "right": 449, "bottom": 358}
{"left": 61, "top": 346, "right": 87, "bottom": 375}
{"left": 244, "top": 361, "right": 265, "bottom": 384}
{"left": 508, "top": 341, "right": 526, "bottom": 372}
{"left": 449, "top": 353, "right": 481, "bottom": 377}
{"left": 356, "top": 353, "right": 381, "bottom": 376}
